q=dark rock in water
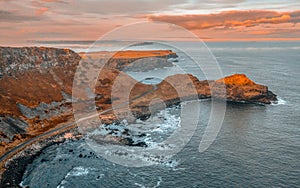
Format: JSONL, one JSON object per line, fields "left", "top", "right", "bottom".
{"left": 125, "top": 137, "right": 147, "bottom": 147}
{"left": 87, "top": 123, "right": 148, "bottom": 147}
{"left": 41, "top": 158, "right": 49, "bottom": 162}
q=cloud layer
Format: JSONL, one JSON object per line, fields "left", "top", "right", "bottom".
{"left": 148, "top": 10, "right": 300, "bottom": 30}
{"left": 0, "top": 0, "right": 299, "bottom": 44}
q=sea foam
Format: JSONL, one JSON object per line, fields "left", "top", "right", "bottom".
{"left": 271, "top": 97, "right": 287, "bottom": 105}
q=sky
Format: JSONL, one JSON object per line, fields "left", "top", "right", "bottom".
{"left": 0, "top": 0, "right": 300, "bottom": 45}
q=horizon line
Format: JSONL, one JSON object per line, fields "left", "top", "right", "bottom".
{"left": 26, "top": 38, "right": 300, "bottom": 43}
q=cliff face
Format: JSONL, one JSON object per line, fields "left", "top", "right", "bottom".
{"left": 0, "top": 46, "right": 277, "bottom": 155}
{"left": 0, "top": 47, "right": 80, "bottom": 76}
{"left": 0, "top": 47, "right": 81, "bottom": 151}
{"left": 0, "top": 47, "right": 81, "bottom": 115}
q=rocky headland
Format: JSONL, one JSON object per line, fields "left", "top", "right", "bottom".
{"left": 79, "top": 50, "right": 178, "bottom": 72}
{"left": 0, "top": 46, "right": 277, "bottom": 183}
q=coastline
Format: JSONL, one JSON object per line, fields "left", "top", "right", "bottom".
{"left": 0, "top": 46, "right": 278, "bottom": 185}
{"left": 0, "top": 126, "right": 81, "bottom": 187}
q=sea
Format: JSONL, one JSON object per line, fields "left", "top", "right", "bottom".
{"left": 20, "top": 41, "right": 300, "bottom": 187}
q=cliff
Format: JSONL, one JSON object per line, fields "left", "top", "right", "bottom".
{"left": 0, "top": 46, "right": 277, "bottom": 155}
{"left": 0, "top": 47, "right": 81, "bottom": 152}
{"left": 0, "top": 47, "right": 176, "bottom": 153}
{"left": 79, "top": 50, "right": 178, "bottom": 72}
{"left": 124, "top": 73, "right": 277, "bottom": 120}
{"left": 0, "top": 47, "right": 80, "bottom": 76}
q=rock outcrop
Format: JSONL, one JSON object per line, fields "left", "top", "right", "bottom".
{"left": 122, "top": 73, "right": 277, "bottom": 120}
{"left": 212, "top": 74, "right": 277, "bottom": 104}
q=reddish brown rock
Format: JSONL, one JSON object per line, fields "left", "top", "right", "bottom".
{"left": 212, "top": 74, "right": 277, "bottom": 104}
{"left": 0, "top": 47, "right": 277, "bottom": 156}
{"left": 125, "top": 73, "right": 277, "bottom": 120}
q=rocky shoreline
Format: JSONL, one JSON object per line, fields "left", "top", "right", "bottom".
{"left": 0, "top": 128, "right": 81, "bottom": 187}
{"left": 0, "top": 47, "right": 178, "bottom": 156}
{"left": 0, "top": 46, "right": 278, "bottom": 185}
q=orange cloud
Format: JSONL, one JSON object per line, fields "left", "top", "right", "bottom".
{"left": 35, "top": 7, "right": 49, "bottom": 16}
{"left": 148, "top": 10, "right": 299, "bottom": 30}
{"left": 40, "top": 0, "right": 68, "bottom": 3}
{"left": 247, "top": 30, "right": 273, "bottom": 36}
{"left": 41, "top": 0, "right": 61, "bottom": 2}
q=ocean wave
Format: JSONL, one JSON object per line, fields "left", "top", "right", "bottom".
{"left": 147, "top": 111, "right": 181, "bottom": 133}
{"left": 57, "top": 166, "right": 98, "bottom": 188}
{"left": 101, "top": 147, "right": 180, "bottom": 168}
{"left": 65, "top": 166, "right": 94, "bottom": 177}
{"left": 134, "top": 176, "right": 162, "bottom": 188}
{"left": 85, "top": 106, "right": 182, "bottom": 167}
{"left": 271, "top": 97, "right": 287, "bottom": 105}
